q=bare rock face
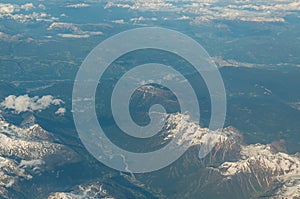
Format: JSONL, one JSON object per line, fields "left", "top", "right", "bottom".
{"left": 164, "top": 113, "right": 243, "bottom": 163}
{"left": 216, "top": 143, "right": 300, "bottom": 198}
{"left": 163, "top": 113, "right": 300, "bottom": 198}
{"left": 48, "top": 181, "right": 115, "bottom": 199}
{"left": 20, "top": 113, "right": 36, "bottom": 128}
{"left": 0, "top": 117, "right": 79, "bottom": 198}
{"left": 0, "top": 111, "right": 4, "bottom": 121}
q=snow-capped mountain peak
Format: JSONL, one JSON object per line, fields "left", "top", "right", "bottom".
{"left": 0, "top": 116, "right": 79, "bottom": 198}
{"left": 164, "top": 113, "right": 300, "bottom": 198}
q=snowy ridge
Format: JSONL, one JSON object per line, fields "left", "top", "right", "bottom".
{"left": 0, "top": 156, "right": 31, "bottom": 186}
{"left": 0, "top": 120, "right": 55, "bottom": 142}
{"left": 48, "top": 182, "right": 115, "bottom": 199}
{"left": 165, "top": 113, "right": 300, "bottom": 198}
{"left": 219, "top": 144, "right": 300, "bottom": 176}
{"left": 0, "top": 117, "right": 78, "bottom": 198}
{"left": 0, "top": 120, "right": 69, "bottom": 159}
{"left": 164, "top": 113, "right": 241, "bottom": 154}
{"left": 274, "top": 175, "right": 300, "bottom": 198}
{"left": 218, "top": 143, "right": 300, "bottom": 198}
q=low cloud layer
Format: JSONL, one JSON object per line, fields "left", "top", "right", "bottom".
{"left": 0, "top": 95, "right": 64, "bottom": 114}
{"left": 105, "top": 0, "right": 300, "bottom": 23}
{"left": 0, "top": 3, "right": 57, "bottom": 23}
{"left": 48, "top": 22, "right": 103, "bottom": 39}
{"left": 66, "top": 4, "right": 90, "bottom": 8}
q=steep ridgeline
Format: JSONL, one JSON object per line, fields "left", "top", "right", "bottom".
{"left": 163, "top": 113, "right": 300, "bottom": 199}
{"left": 0, "top": 114, "right": 79, "bottom": 198}
{"left": 48, "top": 181, "right": 115, "bottom": 199}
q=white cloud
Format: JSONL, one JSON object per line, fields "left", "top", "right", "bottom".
{"left": 38, "top": 4, "right": 46, "bottom": 10}
{"left": 19, "top": 159, "right": 44, "bottom": 168}
{"left": 0, "top": 3, "right": 56, "bottom": 23}
{"left": 57, "top": 33, "right": 90, "bottom": 38}
{"left": 66, "top": 4, "right": 90, "bottom": 8}
{"left": 0, "top": 95, "right": 64, "bottom": 114}
{"left": 0, "top": 3, "right": 16, "bottom": 14}
{"left": 104, "top": 0, "right": 179, "bottom": 12}
{"left": 130, "top": 16, "right": 158, "bottom": 24}
{"left": 55, "top": 107, "right": 66, "bottom": 116}
{"left": 0, "top": 32, "right": 22, "bottom": 41}
{"left": 112, "top": 19, "right": 126, "bottom": 24}
{"left": 49, "top": 22, "right": 103, "bottom": 38}
{"left": 177, "top": 15, "right": 190, "bottom": 20}
{"left": 48, "top": 22, "right": 79, "bottom": 32}
{"left": 105, "top": 0, "right": 300, "bottom": 23}
{"left": 130, "top": 16, "right": 146, "bottom": 22}
{"left": 211, "top": 57, "right": 300, "bottom": 68}
{"left": 20, "top": 3, "right": 35, "bottom": 11}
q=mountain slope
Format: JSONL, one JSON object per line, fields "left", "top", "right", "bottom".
{"left": 0, "top": 114, "right": 80, "bottom": 198}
